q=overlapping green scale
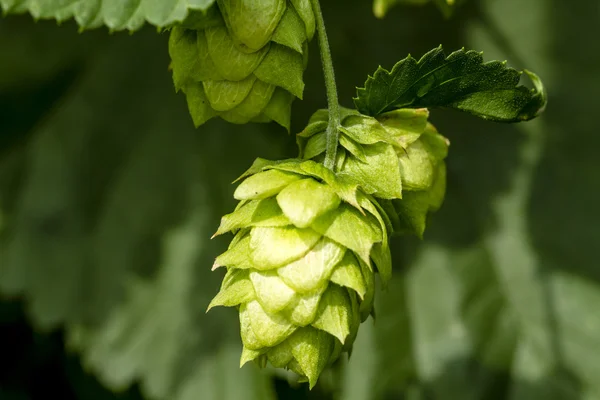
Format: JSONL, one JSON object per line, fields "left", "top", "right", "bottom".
{"left": 209, "top": 159, "right": 391, "bottom": 388}
{"left": 298, "top": 107, "right": 449, "bottom": 238}
{"left": 169, "top": 0, "right": 315, "bottom": 130}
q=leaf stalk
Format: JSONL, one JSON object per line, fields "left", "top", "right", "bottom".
{"left": 310, "top": 0, "right": 341, "bottom": 170}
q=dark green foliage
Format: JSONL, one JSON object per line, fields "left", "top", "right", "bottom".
{"left": 0, "top": 0, "right": 599, "bottom": 399}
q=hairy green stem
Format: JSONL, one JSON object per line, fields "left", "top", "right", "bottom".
{"left": 310, "top": 0, "right": 340, "bottom": 170}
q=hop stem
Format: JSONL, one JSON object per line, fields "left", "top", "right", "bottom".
{"left": 310, "top": 0, "right": 341, "bottom": 170}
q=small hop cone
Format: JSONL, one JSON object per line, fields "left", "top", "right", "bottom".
{"left": 298, "top": 107, "right": 449, "bottom": 238}
{"left": 169, "top": 0, "right": 315, "bottom": 130}
{"left": 208, "top": 158, "right": 392, "bottom": 388}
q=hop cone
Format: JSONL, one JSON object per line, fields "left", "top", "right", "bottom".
{"left": 169, "top": 0, "right": 315, "bottom": 130}
{"left": 209, "top": 158, "right": 392, "bottom": 387}
{"left": 298, "top": 107, "right": 449, "bottom": 237}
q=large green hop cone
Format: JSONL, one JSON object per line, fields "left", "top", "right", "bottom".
{"left": 298, "top": 108, "right": 449, "bottom": 237}
{"left": 209, "top": 158, "right": 392, "bottom": 388}
{"left": 169, "top": 0, "right": 315, "bottom": 130}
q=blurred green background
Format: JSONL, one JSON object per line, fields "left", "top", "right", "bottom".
{"left": 1, "top": 0, "right": 599, "bottom": 399}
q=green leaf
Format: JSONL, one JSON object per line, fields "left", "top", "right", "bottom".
{"left": 312, "top": 284, "right": 353, "bottom": 344}
{"left": 392, "top": 163, "right": 446, "bottom": 238}
{"left": 339, "top": 134, "right": 367, "bottom": 162}
{"left": 208, "top": 269, "right": 255, "bottom": 310}
{"left": 330, "top": 252, "right": 367, "bottom": 299}
{"left": 289, "top": 327, "right": 334, "bottom": 389}
{"left": 265, "top": 340, "right": 293, "bottom": 368}
{"left": 204, "top": 25, "right": 269, "bottom": 81}
{"left": 344, "top": 289, "right": 363, "bottom": 355}
{"left": 277, "top": 238, "right": 346, "bottom": 293}
{"left": 239, "top": 302, "right": 265, "bottom": 350}
{"left": 356, "top": 193, "right": 392, "bottom": 285}
{"left": 244, "top": 300, "right": 297, "bottom": 348}
{"left": 214, "top": 198, "right": 290, "bottom": 236}
{"left": 283, "top": 289, "right": 323, "bottom": 326}
{"left": 240, "top": 346, "right": 265, "bottom": 367}
{"left": 298, "top": 161, "right": 363, "bottom": 211}
{"left": 0, "top": 0, "right": 217, "bottom": 31}
{"left": 181, "top": 83, "right": 218, "bottom": 127}
{"left": 311, "top": 204, "right": 380, "bottom": 267}
{"left": 235, "top": 158, "right": 303, "bottom": 182}
{"left": 220, "top": 79, "right": 277, "bottom": 123}
{"left": 302, "top": 132, "right": 327, "bottom": 159}
{"left": 276, "top": 178, "right": 341, "bottom": 228}
{"left": 354, "top": 46, "right": 547, "bottom": 122}
{"left": 376, "top": 108, "right": 430, "bottom": 147}
{"left": 217, "top": 0, "right": 286, "bottom": 51}
{"left": 340, "top": 116, "right": 394, "bottom": 146}
{"left": 169, "top": 28, "right": 212, "bottom": 90}
{"left": 214, "top": 235, "right": 255, "bottom": 270}
{"left": 234, "top": 169, "right": 303, "bottom": 200}
{"left": 259, "top": 88, "right": 295, "bottom": 131}
{"left": 249, "top": 270, "right": 296, "bottom": 313}
{"left": 271, "top": 4, "right": 307, "bottom": 54}
{"left": 397, "top": 140, "right": 435, "bottom": 191}
{"left": 290, "top": 0, "right": 315, "bottom": 40}
{"left": 203, "top": 76, "right": 257, "bottom": 112}
{"left": 420, "top": 124, "right": 449, "bottom": 162}
{"left": 341, "top": 142, "right": 402, "bottom": 199}
{"left": 249, "top": 226, "right": 322, "bottom": 268}
{"left": 254, "top": 44, "right": 305, "bottom": 99}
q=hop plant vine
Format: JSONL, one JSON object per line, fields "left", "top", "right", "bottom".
{"left": 0, "top": 0, "right": 548, "bottom": 392}
{"left": 177, "top": 0, "right": 549, "bottom": 389}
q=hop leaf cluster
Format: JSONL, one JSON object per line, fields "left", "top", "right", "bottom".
{"left": 202, "top": 24, "right": 550, "bottom": 391}
{"left": 209, "top": 159, "right": 392, "bottom": 387}
{"left": 168, "top": 0, "right": 315, "bottom": 130}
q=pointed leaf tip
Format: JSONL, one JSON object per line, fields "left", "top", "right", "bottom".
{"left": 240, "top": 347, "right": 263, "bottom": 367}
{"left": 289, "top": 328, "right": 334, "bottom": 389}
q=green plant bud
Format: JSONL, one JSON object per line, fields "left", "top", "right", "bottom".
{"left": 209, "top": 158, "right": 392, "bottom": 388}
{"left": 169, "top": 1, "right": 315, "bottom": 130}
{"left": 298, "top": 107, "right": 449, "bottom": 238}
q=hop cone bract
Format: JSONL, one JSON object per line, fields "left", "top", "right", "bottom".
{"left": 298, "top": 108, "right": 449, "bottom": 237}
{"left": 169, "top": 0, "right": 315, "bottom": 130}
{"left": 209, "top": 159, "right": 392, "bottom": 387}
